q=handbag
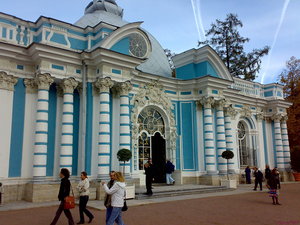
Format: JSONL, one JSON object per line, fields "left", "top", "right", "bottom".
{"left": 122, "top": 189, "right": 128, "bottom": 212}
{"left": 64, "top": 184, "right": 75, "bottom": 210}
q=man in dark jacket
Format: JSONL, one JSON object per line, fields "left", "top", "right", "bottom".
{"left": 104, "top": 171, "right": 115, "bottom": 223}
{"left": 253, "top": 167, "right": 263, "bottom": 191}
{"left": 265, "top": 165, "right": 271, "bottom": 182}
{"left": 166, "top": 160, "right": 175, "bottom": 185}
{"left": 144, "top": 158, "right": 154, "bottom": 196}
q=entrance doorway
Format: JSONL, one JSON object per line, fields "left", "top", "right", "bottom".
{"left": 152, "top": 132, "right": 166, "bottom": 183}
{"left": 137, "top": 107, "right": 167, "bottom": 183}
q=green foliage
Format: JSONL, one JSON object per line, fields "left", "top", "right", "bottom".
{"left": 222, "top": 150, "right": 234, "bottom": 160}
{"left": 278, "top": 57, "right": 300, "bottom": 150}
{"left": 117, "top": 148, "right": 132, "bottom": 162}
{"left": 199, "top": 13, "right": 269, "bottom": 81}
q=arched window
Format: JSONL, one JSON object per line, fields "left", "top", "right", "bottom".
{"left": 238, "top": 121, "right": 248, "bottom": 166}
{"left": 138, "top": 107, "right": 165, "bottom": 170}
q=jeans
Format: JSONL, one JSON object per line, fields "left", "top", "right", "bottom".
{"left": 106, "top": 207, "right": 113, "bottom": 223}
{"left": 50, "top": 201, "right": 74, "bottom": 225}
{"left": 106, "top": 207, "right": 125, "bottom": 225}
{"left": 79, "top": 196, "right": 94, "bottom": 222}
{"left": 166, "top": 173, "right": 175, "bottom": 184}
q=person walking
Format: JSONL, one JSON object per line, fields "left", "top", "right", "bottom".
{"left": 144, "top": 158, "right": 154, "bottom": 196}
{"left": 265, "top": 165, "right": 271, "bottom": 182}
{"left": 267, "top": 168, "right": 281, "bottom": 205}
{"left": 165, "top": 160, "right": 175, "bottom": 185}
{"left": 76, "top": 171, "right": 94, "bottom": 224}
{"left": 101, "top": 172, "right": 126, "bottom": 225}
{"left": 245, "top": 166, "right": 251, "bottom": 184}
{"left": 0, "top": 182, "right": 3, "bottom": 205}
{"left": 50, "top": 168, "right": 75, "bottom": 225}
{"left": 104, "top": 171, "right": 116, "bottom": 223}
{"left": 253, "top": 167, "right": 263, "bottom": 191}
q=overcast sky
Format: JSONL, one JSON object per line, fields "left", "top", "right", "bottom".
{"left": 1, "top": 0, "right": 299, "bottom": 84}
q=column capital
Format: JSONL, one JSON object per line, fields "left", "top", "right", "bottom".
{"left": 115, "top": 80, "right": 132, "bottom": 96}
{"left": 199, "top": 96, "right": 215, "bottom": 108}
{"left": 94, "top": 77, "right": 114, "bottom": 93}
{"left": 0, "top": 71, "right": 18, "bottom": 91}
{"left": 271, "top": 113, "right": 283, "bottom": 122}
{"left": 60, "top": 77, "right": 78, "bottom": 94}
{"left": 224, "top": 105, "right": 238, "bottom": 119}
{"left": 24, "top": 78, "right": 38, "bottom": 93}
{"left": 256, "top": 113, "right": 265, "bottom": 121}
{"left": 281, "top": 114, "right": 288, "bottom": 123}
{"left": 35, "top": 73, "right": 54, "bottom": 90}
{"left": 215, "top": 98, "right": 227, "bottom": 110}
{"left": 239, "top": 105, "right": 252, "bottom": 118}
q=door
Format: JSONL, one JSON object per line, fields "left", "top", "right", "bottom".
{"left": 151, "top": 132, "right": 166, "bottom": 183}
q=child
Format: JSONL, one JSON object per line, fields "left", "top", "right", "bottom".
{"left": 0, "top": 183, "right": 3, "bottom": 205}
{"left": 267, "top": 169, "right": 281, "bottom": 205}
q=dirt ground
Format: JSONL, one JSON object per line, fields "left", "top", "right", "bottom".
{"left": 0, "top": 183, "right": 300, "bottom": 225}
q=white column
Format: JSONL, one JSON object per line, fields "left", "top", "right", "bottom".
{"left": 59, "top": 78, "right": 78, "bottom": 175}
{"left": 200, "top": 96, "right": 217, "bottom": 174}
{"left": 117, "top": 81, "right": 132, "bottom": 175}
{"left": 271, "top": 114, "right": 285, "bottom": 170}
{"left": 224, "top": 105, "right": 238, "bottom": 173}
{"left": 33, "top": 73, "right": 54, "bottom": 178}
{"left": 256, "top": 113, "right": 266, "bottom": 170}
{"left": 94, "top": 77, "right": 114, "bottom": 179}
{"left": 0, "top": 72, "right": 18, "bottom": 179}
{"left": 215, "top": 99, "right": 227, "bottom": 174}
{"left": 281, "top": 115, "right": 291, "bottom": 170}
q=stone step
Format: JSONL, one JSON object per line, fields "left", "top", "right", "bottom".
{"left": 135, "top": 186, "right": 232, "bottom": 200}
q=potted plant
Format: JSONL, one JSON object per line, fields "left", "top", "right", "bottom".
{"left": 291, "top": 146, "right": 300, "bottom": 181}
{"left": 116, "top": 148, "right": 135, "bottom": 199}
{"left": 117, "top": 148, "right": 132, "bottom": 175}
{"left": 220, "top": 150, "right": 237, "bottom": 188}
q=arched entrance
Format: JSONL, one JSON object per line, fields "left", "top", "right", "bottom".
{"left": 237, "top": 121, "right": 257, "bottom": 167}
{"left": 138, "top": 107, "right": 166, "bottom": 183}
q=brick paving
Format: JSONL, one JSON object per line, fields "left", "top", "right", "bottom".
{"left": 0, "top": 183, "right": 299, "bottom": 225}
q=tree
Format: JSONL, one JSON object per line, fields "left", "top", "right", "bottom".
{"left": 221, "top": 150, "right": 234, "bottom": 180}
{"left": 199, "top": 13, "right": 269, "bottom": 81}
{"left": 117, "top": 148, "right": 132, "bottom": 175}
{"left": 278, "top": 56, "right": 300, "bottom": 152}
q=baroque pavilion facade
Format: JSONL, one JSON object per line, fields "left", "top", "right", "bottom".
{"left": 0, "top": 0, "right": 292, "bottom": 202}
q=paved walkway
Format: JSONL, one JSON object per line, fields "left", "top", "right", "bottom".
{"left": 0, "top": 183, "right": 299, "bottom": 225}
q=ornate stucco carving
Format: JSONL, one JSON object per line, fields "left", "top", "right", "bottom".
{"left": 281, "top": 114, "right": 288, "bottom": 123}
{"left": 60, "top": 77, "right": 78, "bottom": 94}
{"left": 215, "top": 98, "right": 227, "bottom": 110}
{"left": 35, "top": 73, "right": 54, "bottom": 90}
{"left": 115, "top": 80, "right": 132, "bottom": 95}
{"left": 94, "top": 77, "right": 114, "bottom": 93}
{"left": 224, "top": 104, "right": 238, "bottom": 119}
{"left": 0, "top": 71, "right": 18, "bottom": 91}
{"left": 130, "top": 81, "right": 177, "bottom": 151}
{"left": 24, "top": 78, "right": 38, "bottom": 93}
{"left": 239, "top": 105, "right": 252, "bottom": 118}
{"left": 271, "top": 113, "right": 283, "bottom": 122}
{"left": 198, "top": 96, "right": 215, "bottom": 108}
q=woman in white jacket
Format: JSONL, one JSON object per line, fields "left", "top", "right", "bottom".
{"left": 77, "top": 171, "right": 94, "bottom": 224}
{"left": 101, "top": 172, "right": 126, "bottom": 225}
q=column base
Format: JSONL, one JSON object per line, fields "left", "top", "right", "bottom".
{"left": 198, "top": 174, "right": 220, "bottom": 186}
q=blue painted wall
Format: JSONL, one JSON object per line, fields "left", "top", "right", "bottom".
{"left": 72, "top": 89, "right": 80, "bottom": 176}
{"left": 46, "top": 84, "right": 57, "bottom": 176}
{"left": 50, "top": 33, "right": 68, "bottom": 45}
{"left": 8, "top": 79, "right": 26, "bottom": 177}
{"left": 176, "top": 61, "right": 219, "bottom": 80}
{"left": 110, "top": 37, "right": 130, "bottom": 55}
{"left": 85, "top": 83, "right": 93, "bottom": 175}
{"left": 180, "top": 102, "right": 197, "bottom": 170}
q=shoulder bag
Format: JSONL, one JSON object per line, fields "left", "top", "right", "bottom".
{"left": 64, "top": 183, "right": 75, "bottom": 210}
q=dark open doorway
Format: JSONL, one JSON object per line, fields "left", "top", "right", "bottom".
{"left": 151, "top": 132, "right": 166, "bottom": 183}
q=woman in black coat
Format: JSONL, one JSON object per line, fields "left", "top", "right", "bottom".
{"left": 50, "top": 168, "right": 75, "bottom": 225}
{"left": 267, "top": 168, "right": 281, "bottom": 205}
